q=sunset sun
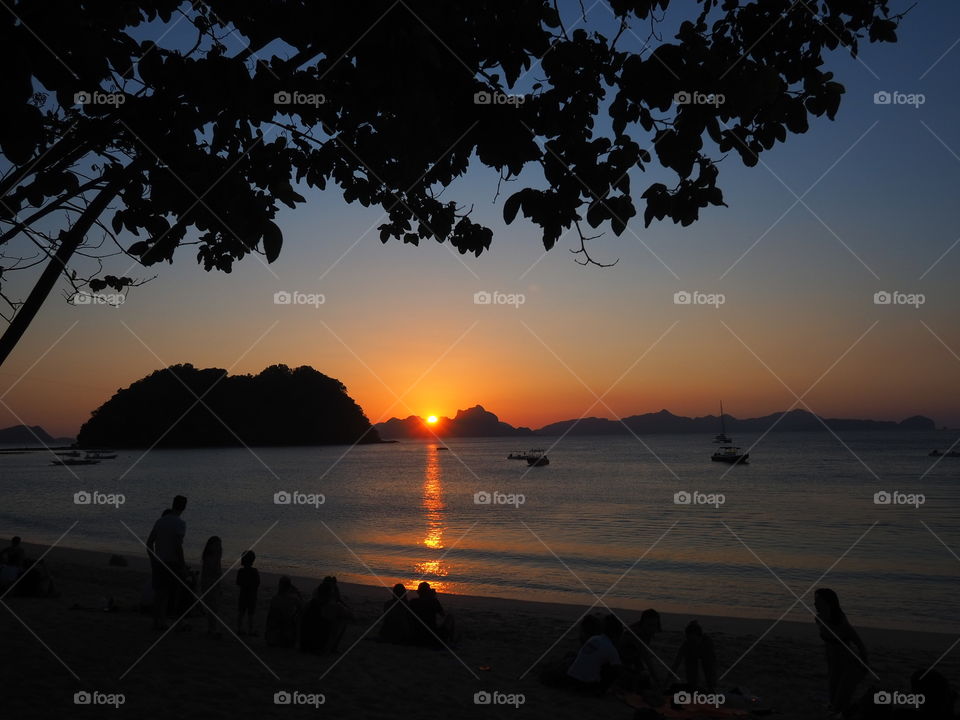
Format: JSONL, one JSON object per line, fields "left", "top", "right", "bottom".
{"left": 426, "top": 415, "right": 438, "bottom": 425}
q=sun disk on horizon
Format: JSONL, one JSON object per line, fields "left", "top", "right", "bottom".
{"left": 426, "top": 415, "right": 438, "bottom": 424}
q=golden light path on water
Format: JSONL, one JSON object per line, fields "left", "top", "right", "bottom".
{"left": 413, "top": 444, "right": 449, "bottom": 592}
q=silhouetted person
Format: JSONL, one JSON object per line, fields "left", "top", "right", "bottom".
{"left": 566, "top": 614, "right": 624, "bottom": 694}
{"left": 236, "top": 550, "right": 260, "bottom": 636}
{"left": 326, "top": 576, "right": 355, "bottom": 651}
{"left": 146, "top": 495, "right": 188, "bottom": 631}
{"left": 671, "top": 620, "right": 717, "bottom": 691}
{"left": 265, "top": 576, "right": 303, "bottom": 647}
{"left": 200, "top": 536, "right": 222, "bottom": 637}
{"left": 579, "top": 613, "right": 603, "bottom": 646}
{"left": 0, "top": 536, "right": 25, "bottom": 589}
{"left": 379, "top": 583, "right": 413, "bottom": 644}
{"left": 620, "top": 608, "right": 664, "bottom": 691}
{"left": 409, "top": 581, "right": 456, "bottom": 647}
{"left": 815, "top": 588, "right": 869, "bottom": 718}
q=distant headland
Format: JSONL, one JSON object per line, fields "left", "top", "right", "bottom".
{"left": 375, "top": 406, "right": 937, "bottom": 439}
{"left": 75, "top": 364, "right": 380, "bottom": 448}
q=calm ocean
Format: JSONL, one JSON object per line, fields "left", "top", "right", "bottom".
{"left": 2, "top": 430, "right": 958, "bottom": 632}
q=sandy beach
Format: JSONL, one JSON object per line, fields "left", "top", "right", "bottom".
{"left": 2, "top": 541, "right": 957, "bottom": 719}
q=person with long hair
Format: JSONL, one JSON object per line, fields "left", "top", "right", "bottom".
{"left": 814, "top": 588, "right": 869, "bottom": 718}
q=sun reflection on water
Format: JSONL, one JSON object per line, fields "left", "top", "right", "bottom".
{"left": 413, "top": 445, "right": 449, "bottom": 591}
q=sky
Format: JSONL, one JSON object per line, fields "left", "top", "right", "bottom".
{"left": 2, "top": 1, "right": 960, "bottom": 438}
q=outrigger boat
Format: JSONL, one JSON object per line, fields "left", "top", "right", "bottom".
{"left": 711, "top": 446, "right": 749, "bottom": 464}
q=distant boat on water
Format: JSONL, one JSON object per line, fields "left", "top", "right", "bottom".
{"left": 508, "top": 449, "right": 544, "bottom": 461}
{"left": 711, "top": 446, "right": 749, "bottom": 464}
{"left": 51, "top": 458, "right": 100, "bottom": 466}
{"left": 930, "top": 449, "right": 960, "bottom": 458}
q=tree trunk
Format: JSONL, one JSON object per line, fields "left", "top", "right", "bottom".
{"left": 0, "top": 171, "right": 129, "bottom": 368}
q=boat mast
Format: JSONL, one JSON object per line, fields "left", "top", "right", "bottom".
{"left": 720, "top": 400, "right": 726, "bottom": 435}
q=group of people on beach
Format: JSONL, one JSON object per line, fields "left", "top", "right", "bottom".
{"left": 539, "top": 590, "right": 955, "bottom": 719}
{"left": 4, "top": 493, "right": 957, "bottom": 719}
{"left": 143, "top": 494, "right": 456, "bottom": 654}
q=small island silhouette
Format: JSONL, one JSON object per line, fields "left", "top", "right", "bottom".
{"left": 77, "top": 364, "right": 380, "bottom": 448}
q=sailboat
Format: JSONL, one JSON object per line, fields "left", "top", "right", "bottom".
{"left": 713, "top": 401, "right": 732, "bottom": 444}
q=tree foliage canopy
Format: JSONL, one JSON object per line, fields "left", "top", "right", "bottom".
{"left": 0, "top": 0, "right": 903, "bottom": 359}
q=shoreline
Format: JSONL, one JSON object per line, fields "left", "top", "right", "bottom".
{"left": 16, "top": 540, "right": 957, "bottom": 652}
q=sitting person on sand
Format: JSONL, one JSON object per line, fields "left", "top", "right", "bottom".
{"left": 619, "top": 608, "right": 665, "bottom": 691}
{"left": 579, "top": 613, "right": 603, "bottom": 646}
{"left": 408, "top": 581, "right": 456, "bottom": 647}
{"left": 300, "top": 579, "right": 353, "bottom": 654}
{"left": 265, "top": 576, "right": 303, "bottom": 647}
{"left": 379, "top": 583, "right": 413, "bottom": 644}
{"left": 565, "top": 614, "right": 624, "bottom": 694}
{"left": 814, "top": 588, "right": 869, "bottom": 719}
{"left": 236, "top": 550, "right": 260, "bottom": 636}
{"left": 0, "top": 536, "right": 26, "bottom": 589}
{"left": 670, "top": 620, "right": 717, "bottom": 691}
{"left": 200, "top": 536, "right": 223, "bottom": 638}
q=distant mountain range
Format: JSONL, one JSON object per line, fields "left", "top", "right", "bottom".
{"left": 0, "top": 424, "right": 74, "bottom": 445}
{"left": 375, "top": 406, "right": 937, "bottom": 439}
